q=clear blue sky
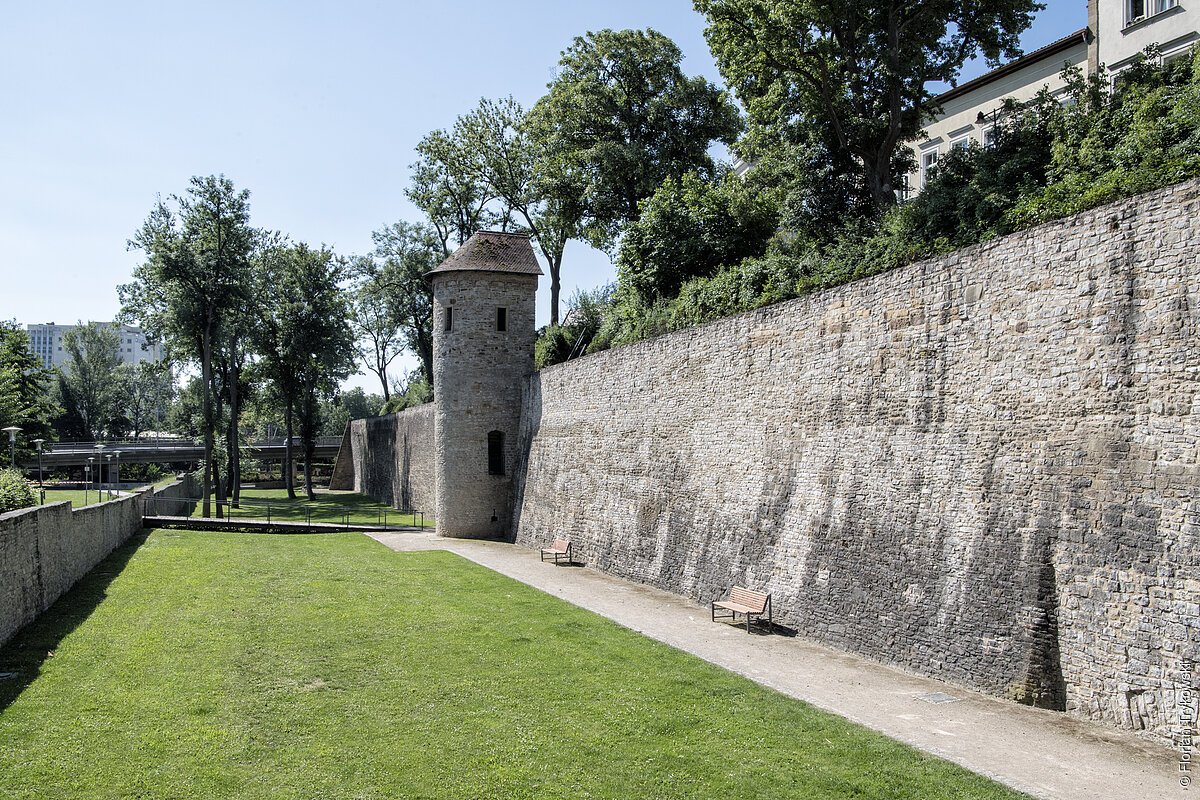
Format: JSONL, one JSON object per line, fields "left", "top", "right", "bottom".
{"left": 0, "top": 0, "right": 1083, "bottom": 392}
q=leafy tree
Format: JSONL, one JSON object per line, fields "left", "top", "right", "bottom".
{"left": 268, "top": 243, "right": 356, "bottom": 500}
{"left": 365, "top": 222, "right": 441, "bottom": 388}
{"left": 695, "top": 0, "right": 1041, "bottom": 214}
{"left": 528, "top": 28, "right": 742, "bottom": 250}
{"left": 534, "top": 285, "right": 614, "bottom": 368}
{"left": 119, "top": 360, "right": 176, "bottom": 440}
{"left": 407, "top": 131, "right": 502, "bottom": 257}
{"left": 167, "top": 375, "right": 206, "bottom": 439}
{"left": 453, "top": 97, "right": 583, "bottom": 325}
{"left": 59, "top": 322, "right": 122, "bottom": 441}
{"left": 0, "top": 322, "right": 57, "bottom": 463}
{"left": 616, "top": 168, "right": 779, "bottom": 304}
{"left": 318, "top": 387, "right": 383, "bottom": 437}
{"left": 379, "top": 369, "right": 432, "bottom": 415}
{"left": 1007, "top": 50, "right": 1200, "bottom": 226}
{"left": 349, "top": 256, "right": 406, "bottom": 402}
{"left": 123, "top": 175, "right": 255, "bottom": 517}
{"left": 251, "top": 237, "right": 304, "bottom": 498}
{"left": 0, "top": 467, "right": 35, "bottom": 513}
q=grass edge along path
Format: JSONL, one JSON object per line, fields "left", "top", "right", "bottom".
{"left": 0, "top": 530, "right": 1032, "bottom": 800}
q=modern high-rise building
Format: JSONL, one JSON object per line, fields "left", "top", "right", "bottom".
{"left": 25, "top": 322, "right": 166, "bottom": 371}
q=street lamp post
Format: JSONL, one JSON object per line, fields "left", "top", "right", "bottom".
{"left": 86, "top": 457, "right": 94, "bottom": 505}
{"left": 105, "top": 454, "right": 113, "bottom": 499}
{"left": 32, "top": 438, "right": 45, "bottom": 504}
{"left": 94, "top": 444, "right": 106, "bottom": 499}
{"left": 2, "top": 426, "right": 21, "bottom": 469}
{"left": 113, "top": 450, "right": 122, "bottom": 496}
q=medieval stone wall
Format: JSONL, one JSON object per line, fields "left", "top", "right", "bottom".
{"left": 432, "top": 271, "right": 538, "bottom": 538}
{"left": 512, "top": 180, "right": 1200, "bottom": 745}
{"left": 1, "top": 475, "right": 200, "bottom": 647}
{"left": 350, "top": 405, "right": 436, "bottom": 513}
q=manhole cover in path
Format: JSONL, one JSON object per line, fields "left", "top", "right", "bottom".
{"left": 918, "top": 691, "right": 960, "bottom": 704}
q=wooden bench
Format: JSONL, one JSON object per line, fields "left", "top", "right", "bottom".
{"left": 540, "top": 537, "right": 572, "bottom": 565}
{"left": 711, "top": 586, "right": 772, "bottom": 633}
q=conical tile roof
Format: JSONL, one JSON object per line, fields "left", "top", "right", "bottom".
{"left": 426, "top": 231, "right": 543, "bottom": 277}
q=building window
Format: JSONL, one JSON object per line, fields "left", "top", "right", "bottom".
{"left": 950, "top": 136, "right": 970, "bottom": 153}
{"left": 496, "top": 307, "right": 507, "bottom": 331}
{"left": 982, "top": 126, "right": 998, "bottom": 149}
{"left": 920, "top": 149, "right": 939, "bottom": 188}
{"left": 487, "top": 431, "right": 504, "bottom": 475}
{"left": 1128, "top": 0, "right": 1177, "bottom": 24}
{"left": 444, "top": 307, "right": 453, "bottom": 331}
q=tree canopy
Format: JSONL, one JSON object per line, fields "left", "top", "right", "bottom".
{"left": 0, "top": 322, "right": 57, "bottom": 463}
{"left": 452, "top": 97, "right": 583, "bottom": 325}
{"left": 528, "top": 28, "right": 742, "bottom": 251}
{"left": 696, "top": 0, "right": 1042, "bottom": 214}
{"left": 59, "top": 322, "right": 123, "bottom": 441}
{"left": 123, "top": 175, "right": 255, "bottom": 516}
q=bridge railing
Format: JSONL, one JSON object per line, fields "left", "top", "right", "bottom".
{"left": 43, "top": 435, "right": 344, "bottom": 451}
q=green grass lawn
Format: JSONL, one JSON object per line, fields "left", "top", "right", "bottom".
{"left": 224, "top": 488, "right": 428, "bottom": 527}
{"left": 40, "top": 488, "right": 126, "bottom": 507}
{"left": 0, "top": 531, "right": 1028, "bottom": 800}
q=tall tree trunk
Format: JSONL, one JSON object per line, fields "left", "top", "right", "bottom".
{"left": 227, "top": 343, "right": 241, "bottom": 508}
{"left": 200, "top": 327, "right": 213, "bottom": 518}
{"left": 303, "top": 371, "right": 316, "bottom": 501}
{"left": 210, "top": 374, "right": 226, "bottom": 520}
{"left": 377, "top": 357, "right": 390, "bottom": 401}
{"left": 212, "top": 459, "right": 222, "bottom": 519}
{"left": 549, "top": 249, "right": 564, "bottom": 327}
{"left": 284, "top": 398, "right": 296, "bottom": 500}
{"left": 304, "top": 439, "right": 315, "bottom": 501}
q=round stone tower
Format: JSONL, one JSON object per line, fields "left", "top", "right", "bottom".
{"left": 427, "top": 231, "right": 541, "bottom": 539}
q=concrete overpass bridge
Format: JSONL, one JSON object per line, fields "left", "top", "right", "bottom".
{"left": 23, "top": 437, "right": 344, "bottom": 470}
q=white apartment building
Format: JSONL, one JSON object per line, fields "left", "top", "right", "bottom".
{"left": 26, "top": 322, "right": 165, "bottom": 371}
{"left": 908, "top": 0, "right": 1199, "bottom": 196}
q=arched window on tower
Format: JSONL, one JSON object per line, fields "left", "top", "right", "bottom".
{"left": 487, "top": 431, "right": 505, "bottom": 475}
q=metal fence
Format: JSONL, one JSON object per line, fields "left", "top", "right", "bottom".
{"left": 142, "top": 494, "right": 426, "bottom": 530}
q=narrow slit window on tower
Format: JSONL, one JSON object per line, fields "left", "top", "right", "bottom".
{"left": 444, "top": 307, "right": 453, "bottom": 331}
{"left": 496, "top": 307, "right": 507, "bottom": 331}
{"left": 487, "top": 431, "right": 504, "bottom": 475}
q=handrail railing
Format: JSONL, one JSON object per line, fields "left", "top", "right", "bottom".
{"left": 142, "top": 494, "right": 426, "bottom": 531}
{"left": 45, "top": 435, "right": 344, "bottom": 450}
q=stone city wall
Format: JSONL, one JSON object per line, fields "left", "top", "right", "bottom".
{"left": 0, "top": 475, "right": 198, "bottom": 647}
{"left": 350, "top": 405, "right": 436, "bottom": 513}
{"left": 512, "top": 180, "right": 1200, "bottom": 745}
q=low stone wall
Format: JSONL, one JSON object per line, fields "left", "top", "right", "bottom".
{"left": 512, "top": 180, "right": 1200, "bottom": 746}
{"left": 350, "top": 405, "right": 436, "bottom": 513}
{"left": 329, "top": 423, "right": 355, "bottom": 490}
{"left": 141, "top": 474, "right": 200, "bottom": 518}
{"left": 0, "top": 475, "right": 199, "bottom": 648}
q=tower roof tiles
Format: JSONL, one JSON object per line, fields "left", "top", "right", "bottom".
{"left": 426, "top": 231, "right": 543, "bottom": 277}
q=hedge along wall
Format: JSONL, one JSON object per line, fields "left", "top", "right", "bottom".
{"left": 0, "top": 474, "right": 200, "bottom": 648}
{"left": 512, "top": 180, "right": 1200, "bottom": 746}
{"left": 350, "top": 405, "right": 436, "bottom": 513}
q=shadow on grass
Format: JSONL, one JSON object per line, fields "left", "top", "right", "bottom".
{"left": 0, "top": 531, "right": 146, "bottom": 714}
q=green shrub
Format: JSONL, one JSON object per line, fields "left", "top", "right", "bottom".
{"left": 616, "top": 169, "right": 779, "bottom": 304}
{"left": 534, "top": 325, "right": 574, "bottom": 369}
{"left": 580, "top": 46, "right": 1200, "bottom": 355}
{"left": 379, "top": 378, "right": 431, "bottom": 415}
{"left": 0, "top": 467, "right": 36, "bottom": 514}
